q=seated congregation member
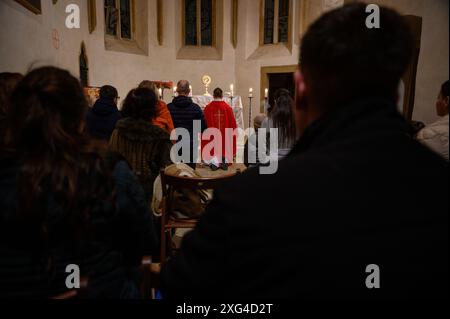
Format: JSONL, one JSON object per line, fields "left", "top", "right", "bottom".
{"left": 262, "top": 89, "right": 297, "bottom": 160}
{"left": 417, "top": 80, "right": 449, "bottom": 161}
{"left": 0, "top": 67, "right": 157, "bottom": 298}
{"left": 0, "top": 72, "right": 23, "bottom": 134}
{"left": 85, "top": 85, "right": 122, "bottom": 141}
{"left": 244, "top": 113, "right": 267, "bottom": 168}
{"left": 110, "top": 87, "right": 173, "bottom": 201}
{"left": 138, "top": 80, "right": 174, "bottom": 134}
{"left": 201, "top": 88, "right": 237, "bottom": 167}
{"left": 168, "top": 80, "right": 207, "bottom": 166}
{"left": 161, "top": 4, "right": 449, "bottom": 299}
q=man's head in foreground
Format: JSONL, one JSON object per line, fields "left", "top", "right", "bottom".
{"left": 295, "top": 3, "right": 413, "bottom": 135}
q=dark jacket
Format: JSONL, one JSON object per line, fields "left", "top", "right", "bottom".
{"left": 0, "top": 152, "right": 157, "bottom": 298}
{"left": 161, "top": 97, "right": 449, "bottom": 299}
{"left": 86, "top": 98, "right": 122, "bottom": 141}
{"left": 168, "top": 96, "right": 207, "bottom": 163}
{"left": 109, "top": 118, "right": 173, "bottom": 201}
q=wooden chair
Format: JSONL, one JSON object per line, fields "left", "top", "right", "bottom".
{"left": 159, "top": 168, "right": 239, "bottom": 262}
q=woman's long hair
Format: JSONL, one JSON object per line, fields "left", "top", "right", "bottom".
{"left": 0, "top": 72, "right": 23, "bottom": 120}
{"left": 3, "top": 67, "right": 114, "bottom": 250}
{"left": 270, "top": 92, "right": 296, "bottom": 148}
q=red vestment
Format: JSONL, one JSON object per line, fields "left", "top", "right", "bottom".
{"left": 201, "top": 100, "right": 237, "bottom": 163}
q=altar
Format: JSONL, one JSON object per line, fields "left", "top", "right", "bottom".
{"left": 191, "top": 95, "right": 244, "bottom": 131}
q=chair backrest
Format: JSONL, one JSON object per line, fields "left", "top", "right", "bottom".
{"left": 160, "top": 168, "right": 240, "bottom": 220}
{"left": 159, "top": 168, "right": 240, "bottom": 262}
{"left": 160, "top": 169, "right": 238, "bottom": 197}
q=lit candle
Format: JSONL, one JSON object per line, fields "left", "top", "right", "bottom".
{"left": 249, "top": 88, "right": 253, "bottom": 98}
{"left": 173, "top": 86, "right": 177, "bottom": 96}
{"left": 230, "top": 84, "right": 234, "bottom": 96}
{"left": 265, "top": 88, "right": 269, "bottom": 99}
{"left": 158, "top": 88, "right": 163, "bottom": 99}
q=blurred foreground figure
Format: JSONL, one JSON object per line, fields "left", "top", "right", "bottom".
{"left": 161, "top": 3, "right": 448, "bottom": 299}
{"left": 0, "top": 67, "right": 157, "bottom": 298}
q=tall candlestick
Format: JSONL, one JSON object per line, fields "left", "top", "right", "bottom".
{"left": 249, "top": 88, "right": 253, "bottom": 98}
{"left": 264, "top": 88, "right": 269, "bottom": 99}
{"left": 230, "top": 84, "right": 234, "bottom": 97}
{"left": 248, "top": 96, "right": 253, "bottom": 130}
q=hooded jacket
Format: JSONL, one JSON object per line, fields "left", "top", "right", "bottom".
{"left": 86, "top": 98, "right": 122, "bottom": 141}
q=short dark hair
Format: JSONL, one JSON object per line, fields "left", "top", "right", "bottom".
{"left": 121, "top": 87, "right": 157, "bottom": 120}
{"left": 300, "top": 3, "right": 413, "bottom": 109}
{"left": 177, "top": 80, "right": 190, "bottom": 95}
{"left": 99, "top": 85, "right": 118, "bottom": 100}
{"left": 441, "top": 81, "right": 449, "bottom": 98}
{"left": 213, "top": 88, "right": 223, "bottom": 98}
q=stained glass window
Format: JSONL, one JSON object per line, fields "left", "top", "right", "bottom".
{"left": 201, "top": 0, "right": 213, "bottom": 46}
{"left": 264, "top": 0, "right": 275, "bottom": 44}
{"left": 184, "top": 0, "right": 215, "bottom": 46}
{"left": 120, "top": 0, "right": 132, "bottom": 39}
{"left": 104, "top": 0, "right": 132, "bottom": 39}
{"left": 278, "top": 0, "right": 289, "bottom": 43}
{"left": 185, "top": 0, "right": 197, "bottom": 45}
{"left": 263, "top": 0, "right": 291, "bottom": 45}
{"left": 105, "top": 0, "right": 117, "bottom": 36}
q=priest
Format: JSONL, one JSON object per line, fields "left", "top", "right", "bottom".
{"left": 201, "top": 88, "right": 237, "bottom": 166}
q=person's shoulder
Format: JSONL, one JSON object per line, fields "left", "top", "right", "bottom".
{"left": 157, "top": 100, "right": 169, "bottom": 111}
{"left": 191, "top": 101, "right": 203, "bottom": 110}
{"left": 149, "top": 124, "right": 171, "bottom": 140}
{"left": 204, "top": 102, "right": 212, "bottom": 111}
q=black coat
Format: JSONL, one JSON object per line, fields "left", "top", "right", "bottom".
{"left": 86, "top": 98, "right": 122, "bottom": 141}
{"left": 168, "top": 96, "right": 207, "bottom": 163}
{"left": 161, "top": 97, "right": 449, "bottom": 299}
{"left": 168, "top": 96, "right": 207, "bottom": 139}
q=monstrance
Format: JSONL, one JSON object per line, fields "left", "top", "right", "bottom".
{"left": 202, "top": 75, "right": 212, "bottom": 97}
